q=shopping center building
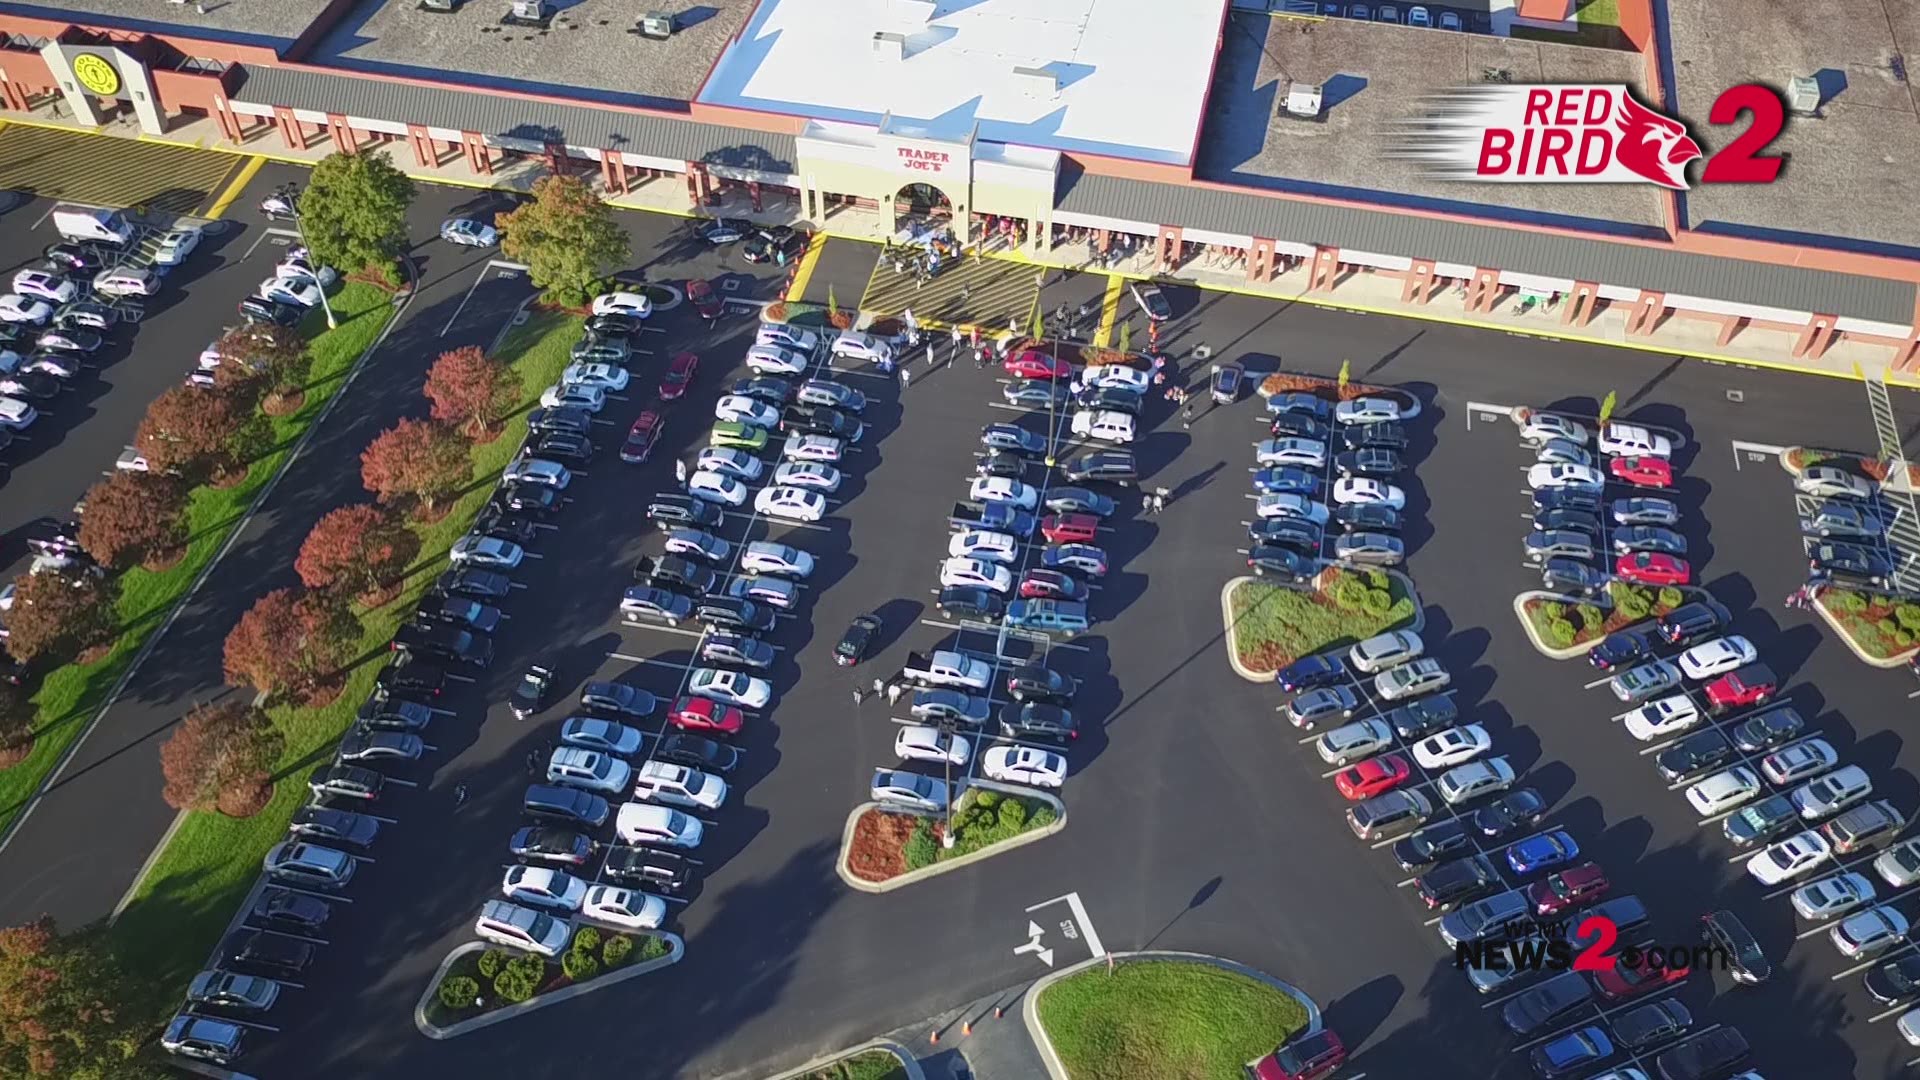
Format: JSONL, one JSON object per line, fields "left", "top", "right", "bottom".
{"left": 3, "top": 0, "right": 1919, "bottom": 367}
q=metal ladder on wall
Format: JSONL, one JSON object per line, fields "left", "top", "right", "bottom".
{"left": 1864, "top": 371, "right": 1920, "bottom": 593}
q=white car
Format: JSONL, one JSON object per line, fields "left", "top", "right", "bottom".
{"left": 591, "top": 291, "right": 652, "bottom": 319}
{"left": 502, "top": 457, "right": 571, "bottom": 489}
{"left": 754, "top": 485, "right": 827, "bottom": 523}
{"left": 894, "top": 725, "right": 972, "bottom": 766}
{"left": 1334, "top": 397, "right": 1402, "bottom": 425}
{"left": 1080, "top": 364, "right": 1151, "bottom": 393}
{"left": 154, "top": 226, "right": 205, "bottom": 266}
{"left": 441, "top": 218, "right": 498, "bottom": 247}
{"left": 1255, "top": 438, "right": 1328, "bottom": 468}
{"left": 697, "top": 447, "right": 763, "bottom": 481}
{"left": 663, "top": 529, "right": 730, "bottom": 561}
{"left": 474, "top": 901, "right": 570, "bottom": 956}
{"left": 1759, "top": 739, "right": 1839, "bottom": 786}
{"left": 1746, "top": 830, "right": 1832, "bottom": 885}
{"left": 782, "top": 434, "right": 844, "bottom": 463}
{"left": 773, "top": 461, "right": 842, "bottom": 492}
{"left": 1519, "top": 412, "right": 1590, "bottom": 447}
{"left": 1256, "top": 492, "right": 1329, "bottom": 524}
{"left": 1876, "top": 840, "right": 1920, "bottom": 887}
{"left": 1791, "top": 872, "right": 1875, "bottom": 921}
{"left": 1374, "top": 657, "right": 1449, "bottom": 700}
{"left": 540, "top": 382, "right": 606, "bottom": 413}
{"left": 714, "top": 394, "right": 779, "bottom": 428}
{"left": 1527, "top": 462, "right": 1605, "bottom": 490}
{"left": 1831, "top": 905, "right": 1910, "bottom": 960}
{"left": 871, "top": 769, "right": 949, "bottom": 811}
{"left": 1622, "top": 694, "right": 1699, "bottom": 741}
{"left": 562, "top": 362, "right": 629, "bottom": 392}
{"left": 757, "top": 323, "right": 819, "bottom": 353}
{"left": 1797, "top": 466, "right": 1875, "bottom": 500}
{"left": 258, "top": 275, "right": 324, "bottom": 308}
{"left": 798, "top": 379, "right": 865, "bottom": 412}
{"left": 500, "top": 865, "right": 587, "bottom": 912}
{"left": 949, "top": 530, "right": 1019, "bottom": 564}
{"left": 741, "top": 541, "right": 814, "bottom": 578}
{"left": 1070, "top": 409, "right": 1135, "bottom": 443}
{"left": 546, "top": 746, "right": 633, "bottom": 795}
{"left": 1348, "top": 630, "right": 1423, "bottom": 674}
{"left": 633, "top": 761, "right": 728, "bottom": 810}
{"left": 1411, "top": 724, "right": 1491, "bottom": 769}
{"left": 1598, "top": 422, "right": 1673, "bottom": 459}
{"left": 1316, "top": 719, "right": 1395, "bottom": 766}
{"left": 982, "top": 745, "right": 1068, "bottom": 789}
{"left": 93, "top": 267, "right": 159, "bottom": 297}
{"left": 746, "top": 343, "right": 809, "bottom": 375}
{"left": 1435, "top": 757, "right": 1515, "bottom": 805}
{"left": 970, "top": 476, "right": 1038, "bottom": 509}
{"left": 688, "top": 668, "right": 772, "bottom": 710}
{"left": 1685, "top": 766, "right": 1761, "bottom": 817}
{"left": 449, "top": 535, "right": 524, "bottom": 568}
{"left": 687, "top": 471, "right": 748, "bottom": 506}
{"left": 560, "top": 717, "right": 644, "bottom": 756}
{"left": 1676, "top": 636, "right": 1757, "bottom": 681}
{"left": 0, "top": 295, "right": 53, "bottom": 325}
{"left": 580, "top": 885, "right": 667, "bottom": 930}
{"left": 941, "top": 556, "right": 1013, "bottom": 593}
{"left": 273, "top": 253, "right": 335, "bottom": 285}
{"left": 1332, "top": 477, "right": 1405, "bottom": 509}
{"left": 616, "top": 803, "right": 705, "bottom": 848}
{"left": 830, "top": 332, "right": 893, "bottom": 364}
{"left": 1791, "top": 765, "right": 1872, "bottom": 820}
{"left": 12, "top": 270, "right": 76, "bottom": 304}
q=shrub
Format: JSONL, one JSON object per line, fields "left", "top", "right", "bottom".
{"left": 903, "top": 821, "right": 938, "bottom": 869}
{"left": 1833, "top": 590, "right": 1870, "bottom": 613}
{"left": 493, "top": 966, "right": 537, "bottom": 1004}
{"left": 974, "top": 789, "right": 1001, "bottom": 809}
{"left": 1542, "top": 601, "right": 1565, "bottom": 619}
{"left": 561, "top": 948, "right": 600, "bottom": 981}
{"left": 438, "top": 975, "right": 480, "bottom": 1010}
{"left": 1899, "top": 630, "right": 1916, "bottom": 648}
{"left": 1897, "top": 605, "right": 1920, "bottom": 632}
{"left": 603, "top": 934, "right": 634, "bottom": 967}
{"left": 1878, "top": 617, "right": 1899, "bottom": 636}
{"left": 1031, "top": 806, "right": 1058, "bottom": 828}
{"left": 572, "top": 926, "right": 602, "bottom": 955}
{"left": 1363, "top": 588, "right": 1393, "bottom": 616}
{"left": 1613, "top": 588, "right": 1651, "bottom": 622}
{"left": 1579, "top": 605, "right": 1603, "bottom": 631}
{"left": 477, "top": 950, "right": 505, "bottom": 979}
{"left": 1330, "top": 575, "right": 1370, "bottom": 611}
{"left": 639, "top": 935, "right": 670, "bottom": 962}
{"left": 1657, "top": 587, "right": 1684, "bottom": 611}
{"left": 1000, "top": 796, "right": 1028, "bottom": 829}
{"left": 1364, "top": 569, "right": 1389, "bottom": 590}
{"left": 1547, "top": 618, "right": 1577, "bottom": 647}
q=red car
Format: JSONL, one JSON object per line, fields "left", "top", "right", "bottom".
{"left": 1334, "top": 754, "right": 1410, "bottom": 800}
{"left": 1614, "top": 551, "right": 1690, "bottom": 586}
{"left": 687, "top": 278, "right": 723, "bottom": 320}
{"left": 1004, "top": 350, "right": 1071, "bottom": 380}
{"left": 1247, "top": 1030, "right": 1347, "bottom": 1080}
{"left": 1524, "top": 862, "right": 1609, "bottom": 916}
{"left": 669, "top": 694, "right": 744, "bottom": 735}
{"left": 1705, "top": 662, "right": 1776, "bottom": 710}
{"left": 621, "top": 410, "right": 663, "bottom": 463}
{"left": 1610, "top": 455, "right": 1673, "bottom": 489}
{"left": 1019, "top": 569, "right": 1087, "bottom": 601}
{"left": 1593, "top": 950, "right": 1691, "bottom": 1000}
{"left": 1040, "top": 512, "right": 1099, "bottom": 544}
{"left": 658, "top": 352, "right": 699, "bottom": 401}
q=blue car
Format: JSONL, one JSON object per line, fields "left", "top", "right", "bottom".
{"left": 1266, "top": 392, "right": 1331, "bottom": 421}
{"left": 1507, "top": 830, "right": 1580, "bottom": 876}
{"left": 1252, "top": 467, "right": 1320, "bottom": 496}
{"left": 1529, "top": 1025, "right": 1614, "bottom": 1078}
{"left": 1277, "top": 654, "right": 1346, "bottom": 693}
{"left": 1005, "top": 599, "right": 1091, "bottom": 635}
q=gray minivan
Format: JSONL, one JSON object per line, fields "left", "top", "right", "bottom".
{"left": 1823, "top": 799, "right": 1907, "bottom": 854}
{"left": 1346, "top": 789, "right": 1432, "bottom": 840}
{"left": 1439, "top": 889, "right": 1530, "bottom": 948}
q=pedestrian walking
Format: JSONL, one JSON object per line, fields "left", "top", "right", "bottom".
{"left": 1152, "top": 492, "right": 1166, "bottom": 514}
{"left": 951, "top": 325, "right": 964, "bottom": 354}
{"left": 927, "top": 342, "right": 937, "bottom": 368}
{"left": 887, "top": 683, "right": 902, "bottom": 706}
{"left": 960, "top": 283, "right": 972, "bottom": 305}
{"left": 900, "top": 366, "right": 911, "bottom": 388}
{"left": 526, "top": 749, "right": 542, "bottom": 775}
{"left": 674, "top": 459, "right": 688, "bottom": 484}
{"left": 1182, "top": 402, "right": 1193, "bottom": 428}
{"left": 873, "top": 677, "right": 885, "bottom": 697}
{"left": 853, "top": 686, "right": 867, "bottom": 705}
{"left": 453, "top": 783, "right": 469, "bottom": 809}
{"left": 1141, "top": 493, "right": 1154, "bottom": 515}
{"left": 976, "top": 346, "right": 988, "bottom": 369}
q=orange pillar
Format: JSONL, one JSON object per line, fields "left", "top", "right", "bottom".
{"left": 1402, "top": 259, "right": 1436, "bottom": 304}
{"left": 1792, "top": 315, "right": 1840, "bottom": 360}
{"left": 1465, "top": 268, "right": 1502, "bottom": 312}
{"left": 0, "top": 79, "right": 24, "bottom": 112}
{"left": 1716, "top": 315, "right": 1746, "bottom": 346}
{"left": 685, "top": 162, "right": 713, "bottom": 206}
{"left": 208, "top": 96, "right": 243, "bottom": 142}
{"left": 1248, "top": 238, "right": 1275, "bottom": 283}
{"left": 1156, "top": 225, "right": 1183, "bottom": 272}
{"left": 1626, "top": 290, "right": 1667, "bottom": 336}
{"left": 273, "top": 106, "right": 300, "bottom": 149}
{"left": 602, "top": 150, "right": 628, "bottom": 195}
{"left": 1309, "top": 246, "right": 1341, "bottom": 292}
{"left": 325, "top": 113, "right": 355, "bottom": 153}
{"left": 462, "top": 132, "right": 493, "bottom": 175}
{"left": 405, "top": 124, "right": 432, "bottom": 166}
{"left": 1561, "top": 281, "right": 1599, "bottom": 327}
{"left": 1896, "top": 335, "right": 1920, "bottom": 372}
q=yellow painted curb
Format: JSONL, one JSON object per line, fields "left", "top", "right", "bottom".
{"left": 786, "top": 229, "right": 828, "bottom": 302}
{"left": 203, "top": 154, "right": 263, "bottom": 220}
{"left": 1093, "top": 273, "right": 1123, "bottom": 348}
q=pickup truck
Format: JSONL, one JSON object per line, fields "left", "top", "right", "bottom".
{"left": 903, "top": 649, "right": 993, "bottom": 692}
{"left": 949, "top": 501, "right": 1036, "bottom": 538}
{"left": 633, "top": 554, "right": 717, "bottom": 596}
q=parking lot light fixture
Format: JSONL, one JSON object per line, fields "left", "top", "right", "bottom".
{"left": 288, "top": 204, "right": 339, "bottom": 330}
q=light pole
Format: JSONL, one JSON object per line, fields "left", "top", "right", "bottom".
{"left": 284, "top": 188, "right": 338, "bottom": 330}
{"left": 942, "top": 727, "right": 956, "bottom": 849}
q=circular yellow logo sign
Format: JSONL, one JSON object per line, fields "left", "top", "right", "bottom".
{"left": 72, "top": 54, "right": 121, "bottom": 97}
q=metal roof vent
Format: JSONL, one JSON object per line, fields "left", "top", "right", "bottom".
{"left": 1283, "top": 82, "right": 1323, "bottom": 118}
{"left": 638, "top": 12, "right": 676, "bottom": 38}
{"left": 1011, "top": 65, "right": 1059, "bottom": 98}
{"left": 1786, "top": 75, "right": 1820, "bottom": 115}
{"left": 873, "top": 31, "right": 906, "bottom": 61}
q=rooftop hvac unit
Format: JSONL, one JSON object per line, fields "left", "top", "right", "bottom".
{"left": 639, "top": 11, "right": 675, "bottom": 38}
{"left": 501, "top": 0, "right": 551, "bottom": 28}
{"left": 873, "top": 31, "right": 906, "bottom": 61}
{"left": 1786, "top": 75, "right": 1820, "bottom": 115}
{"left": 1283, "top": 82, "right": 1323, "bottom": 119}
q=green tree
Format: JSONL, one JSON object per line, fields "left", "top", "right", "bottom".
{"left": 1337, "top": 359, "right": 1351, "bottom": 393}
{"left": 499, "top": 174, "right": 630, "bottom": 308}
{"left": 1598, "top": 390, "right": 1618, "bottom": 427}
{"left": 299, "top": 151, "right": 416, "bottom": 285}
{"left": 0, "top": 918, "right": 155, "bottom": 1079}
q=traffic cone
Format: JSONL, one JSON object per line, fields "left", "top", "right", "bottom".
{"left": 962, "top": 1019, "right": 973, "bottom": 1036}
{"left": 929, "top": 1028, "right": 940, "bottom": 1045}
{"left": 994, "top": 1005, "right": 1004, "bottom": 1019}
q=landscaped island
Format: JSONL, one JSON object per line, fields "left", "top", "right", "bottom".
{"left": 1226, "top": 570, "right": 1417, "bottom": 676}
{"left": 1036, "top": 959, "right": 1311, "bottom": 1080}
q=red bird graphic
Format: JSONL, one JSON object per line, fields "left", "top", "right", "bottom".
{"left": 1611, "top": 92, "right": 1703, "bottom": 189}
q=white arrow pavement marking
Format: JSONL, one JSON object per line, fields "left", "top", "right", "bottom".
{"left": 1013, "top": 920, "right": 1055, "bottom": 966}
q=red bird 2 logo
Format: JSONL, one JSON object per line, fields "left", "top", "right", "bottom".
{"left": 1390, "top": 84, "right": 1784, "bottom": 189}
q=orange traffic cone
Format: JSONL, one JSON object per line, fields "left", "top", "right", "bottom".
{"left": 929, "top": 1028, "right": 940, "bottom": 1045}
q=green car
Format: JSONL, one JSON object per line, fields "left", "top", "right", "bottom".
{"left": 710, "top": 421, "right": 768, "bottom": 452}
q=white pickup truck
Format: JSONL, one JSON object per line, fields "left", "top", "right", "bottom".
{"left": 903, "top": 649, "right": 992, "bottom": 692}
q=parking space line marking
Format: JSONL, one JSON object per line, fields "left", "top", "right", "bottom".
{"left": 1093, "top": 274, "right": 1124, "bottom": 348}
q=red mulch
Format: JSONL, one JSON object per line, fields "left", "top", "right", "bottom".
{"left": 1257, "top": 372, "right": 1394, "bottom": 403}
{"left": 0, "top": 740, "right": 32, "bottom": 769}
{"left": 847, "top": 808, "right": 917, "bottom": 883}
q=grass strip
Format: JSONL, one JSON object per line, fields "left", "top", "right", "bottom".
{"left": 110, "top": 309, "right": 581, "bottom": 991}
{"left": 1036, "top": 960, "right": 1309, "bottom": 1080}
{"left": 802, "top": 1049, "right": 910, "bottom": 1080}
{"left": 1229, "top": 571, "right": 1414, "bottom": 672}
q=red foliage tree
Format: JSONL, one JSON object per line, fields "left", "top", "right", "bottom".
{"left": 222, "top": 588, "right": 361, "bottom": 700}
{"left": 134, "top": 384, "right": 245, "bottom": 479}
{"left": 75, "top": 471, "right": 188, "bottom": 569}
{"left": 423, "top": 345, "right": 523, "bottom": 440}
{"left": 209, "top": 323, "right": 311, "bottom": 397}
{"left": 159, "top": 699, "right": 285, "bottom": 816}
{"left": 294, "top": 503, "right": 419, "bottom": 597}
{"left": 359, "top": 418, "right": 471, "bottom": 516}
{"left": 0, "top": 917, "right": 149, "bottom": 1078}
{"left": 0, "top": 683, "right": 31, "bottom": 764}
{"left": 2, "top": 569, "right": 118, "bottom": 666}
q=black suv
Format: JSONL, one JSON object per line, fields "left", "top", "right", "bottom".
{"left": 999, "top": 702, "right": 1078, "bottom": 743}
{"left": 782, "top": 404, "right": 862, "bottom": 442}
{"left": 1655, "top": 730, "right": 1732, "bottom": 783}
{"left": 250, "top": 888, "right": 332, "bottom": 934}
{"left": 1700, "top": 909, "right": 1770, "bottom": 984}
{"left": 436, "top": 567, "right": 512, "bottom": 601}
{"left": 526, "top": 406, "right": 593, "bottom": 438}
{"left": 603, "top": 845, "right": 694, "bottom": 895}
{"left": 1386, "top": 695, "right": 1457, "bottom": 740}
{"left": 508, "top": 826, "right": 592, "bottom": 867}
{"left": 1415, "top": 854, "right": 1501, "bottom": 911}
{"left": 1393, "top": 819, "right": 1472, "bottom": 871}
{"left": 1062, "top": 450, "right": 1136, "bottom": 486}
{"left": 656, "top": 733, "right": 741, "bottom": 773}
{"left": 1587, "top": 627, "right": 1657, "bottom": 671}
{"left": 1006, "top": 664, "right": 1078, "bottom": 703}
{"left": 374, "top": 654, "right": 447, "bottom": 698}
{"left": 391, "top": 621, "right": 492, "bottom": 668}
{"left": 696, "top": 596, "right": 774, "bottom": 634}
{"left": 649, "top": 498, "right": 724, "bottom": 531}
{"left": 635, "top": 554, "right": 717, "bottom": 596}
{"left": 1657, "top": 600, "right": 1730, "bottom": 645}
{"left": 937, "top": 587, "right": 1003, "bottom": 621}
{"left": 472, "top": 506, "right": 539, "bottom": 546}
{"left": 222, "top": 930, "right": 315, "bottom": 978}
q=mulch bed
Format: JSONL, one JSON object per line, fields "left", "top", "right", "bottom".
{"left": 846, "top": 808, "right": 919, "bottom": 883}
{"left": 1257, "top": 372, "right": 1412, "bottom": 407}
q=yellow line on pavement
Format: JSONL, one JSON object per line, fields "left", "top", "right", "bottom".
{"left": 203, "top": 154, "right": 264, "bottom": 220}
{"left": 1093, "top": 274, "right": 1123, "bottom": 348}
{"left": 786, "top": 230, "right": 828, "bottom": 301}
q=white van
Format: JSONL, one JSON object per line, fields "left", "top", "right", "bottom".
{"left": 93, "top": 266, "right": 160, "bottom": 298}
{"left": 1598, "top": 422, "right": 1673, "bottom": 459}
{"left": 51, "top": 206, "right": 134, "bottom": 246}
{"left": 1069, "top": 409, "right": 1135, "bottom": 444}
{"left": 757, "top": 322, "right": 818, "bottom": 354}
{"left": 0, "top": 397, "right": 37, "bottom": 430}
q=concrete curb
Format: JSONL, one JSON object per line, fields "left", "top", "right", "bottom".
{"left": 1021, "top": 951, "right": 1324, "bottom": 1080}
{"left": 1811, "top": 594, "right": 1917, "bottom": 668}
{"left": 1511, "top": 591, "right": 1607, "bottom": 660}
{"left": 1221, "top": 571, "right": 1426, "bottom": 683}
{"left": 413, "top": 933, "right": 685, "bottom": 1039}
{"left": 835, "top": 784, "right": 1068, "bottom": 894}
{"left": 758, "top": 1039, "right": 925, "bottom": 1080}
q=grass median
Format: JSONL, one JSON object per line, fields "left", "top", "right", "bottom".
{"left": 802, "top": 1049, "right": 910, "bottom": 1080}
{"left": 110, "top": 308, "right": 581, "bottom": 990}
{"left": 0, "top": 283, "right": 394, "bottom": 839}
{"left": 1228, "top": 569, "right": 1415, "bottom": 674}
{"left": 1036, "top": 959, "right": 1309, "bottom": 1080}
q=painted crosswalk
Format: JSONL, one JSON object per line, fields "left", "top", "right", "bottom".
{"left": 858, "top": 249, "right": 1043, "bottom": 333}
{"left": 0, "top": 124, "right": 246, "bottom": 214}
